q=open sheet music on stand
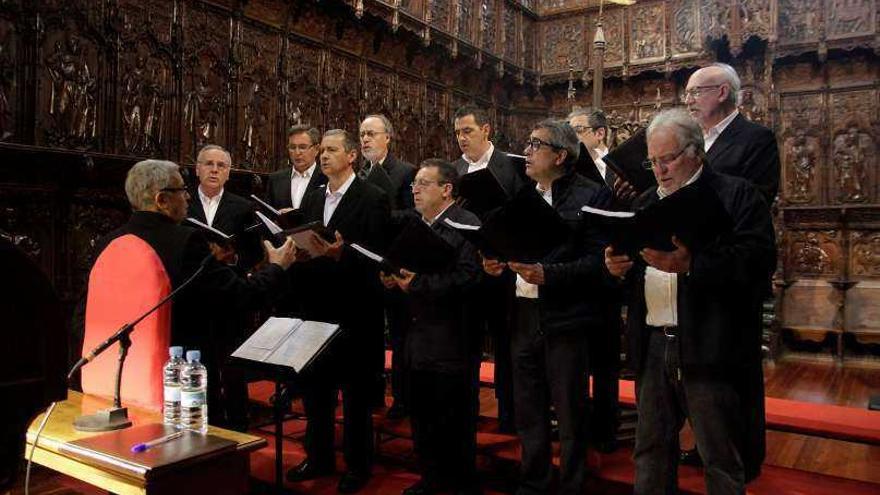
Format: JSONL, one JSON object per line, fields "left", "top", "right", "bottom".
{"left": 231, "top": 317, "right": 340, "bottom": 374}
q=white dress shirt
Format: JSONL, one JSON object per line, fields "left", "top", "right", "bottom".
{"left": 462, "top": 142, "right": 495, "bottom": 174}
{"left": 644, "top": 166, "right": 703, "bottom": 327}
{"left": 198, "top": 186, "right": 224, "bottom": 227}
{"left": 323, "top": 172, "right": 356, "bottom": 226}
{"left": 703, "top": 110, "right": 739, "bottom": 152}
{"left": 290, "top": 162, "right": 316, "bottom": 209}
{"left": 515, "top": 183, "right": 553, "bottom": 299}
{"left": 594, "top": 147, "right": 609, "bottom": 180}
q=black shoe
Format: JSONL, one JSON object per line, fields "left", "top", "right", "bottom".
{"left": 337, "top": 470, "right": 371, "bottom": 493}
{"left": 402, "top": 479, "right": 437, "bottom": 495}
{"left": 286, "top": 459, "right": 334, "bottom": 482}
{"left": 680, "top": 448, "right": 703, "bottom": 467}
{"left": 386, "top": 402, "right": 407, "bottom": 420}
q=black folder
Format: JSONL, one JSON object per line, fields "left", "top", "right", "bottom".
{"left": 446, "top": 187, "right": 570, "bottom": 263}
{"left": 604, "top": 128, "right": 656, "bottom": 194}
{"left": 574, "top": 142, "right": 605, "bottom": 186}
{"left": 186, "top": 217, "right": 260, "bottom": 248}
{"left": 581, "top": 181, "right": 730, "bottom": 258}
{"left": 350, "top": 217, "right": 457, "bottom": 275}
{"left": 457, "top": 167, "right": 510, "bottom": 219}
{"left": 365, "top": 162, "right": 396, "bottom": 201}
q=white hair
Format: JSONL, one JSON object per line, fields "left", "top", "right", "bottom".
{"left": 125, "top": 160, "right": 180, "bottom": 210}
{"left": 647, "top": 109, "right": 706, "bottom": 161}
{"left": 711, "top": 62, "right": 742, "bottom": 106}
{"left": 196, "top": 144, "right": 232, "bottom": 165}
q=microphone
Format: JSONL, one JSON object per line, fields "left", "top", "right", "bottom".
{"left": 67, "top": 251, "right": 214, "bottom": 382}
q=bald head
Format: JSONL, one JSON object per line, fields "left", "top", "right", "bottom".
{"left": 684, "top": 64, "right": 740, "bottom": 130}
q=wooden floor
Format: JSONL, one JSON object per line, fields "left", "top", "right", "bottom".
{"left": 9, "top": 356, "right": 880, "bottom": 494}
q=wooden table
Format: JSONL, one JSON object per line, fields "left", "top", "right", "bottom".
{"left": 25, "top": 390, "right": 267, "bottom": 495}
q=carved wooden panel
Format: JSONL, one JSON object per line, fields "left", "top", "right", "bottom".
{"left": 522, "top": 16, "right": 536, "bottom": 70}
{"left": 481, "top": 0, "right": 497, "bottom": 53}
{"left": 38, "top": 19, "right": 103, "bottom": 150}
{"left": 323, "top": 51, "right": 361, "bottom": 133}
{"left": 700, "top": 0, "right": 732, "bottom": 42}
{"left": 585, "top": 8, "right": 625, "bottom": 67}
{"left": 778, "top": 0, "right": 822, "bottom": 45}
{"left": 775, "top": 62, "right": 825, "bottom": 92}
{"left": 850, "top": 231, "right": 880, "bottom": 278}
{"left": 541, "top": 16, "right": 584, "bottom": 73}
{"left": 0, "top": 12, "right": 19, "bottom": 142}
{"left": 829, "top": 90, "right": 877, "bottom": 205}
{"left": 630, "top": 1, "right": 666, "bottom": 63}
{"left": 364, "top": 63, "right": 395, "bottom": 119}
{"left": 670, "top": 0, "right": 700, "bottom": 56}
{"left": 781, "top": 279, "right": 843, "bottom": 339}
{"left": 396, "top": 73, "right": 423, "bottom": 165}
{"left": 181, "top": 4, "right": 230, "bottom": 162}
{"left": 780, "top": 93, "right": 825, "bottom": 205}
{"left": 284, "top": 38, "right": 323, "bottom": 130}
{"left": 458, "top": 0, "right": 476, "bottom": 42}
{"left": 424, "top": 84, "right": 450, "bottom": 160}
{"left": 786, "top": 229, "right": 844, "bottom": 278}
{"left": 502, "top": 2, "right": 517, "bottom": 62}
{"left": 236, "top": 22, "right": 281, "bottom": 171}
{"left": 431, "top": 0, "right": 452, "bottom": 32}
{"left": 738, "top": 0, "right": 774, "bottom": 42}
{"left": 845, "top": 282, "right": 880, "bottom": 343}
{"left": 825, "top": 0, "right": 875, "bottom": 40}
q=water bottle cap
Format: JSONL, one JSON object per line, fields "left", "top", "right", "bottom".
{"left": 186, "top": 350, "right": 201, "bottom": 362}
{"left": 169, "top": 346, "right": 184, "bottom": 358}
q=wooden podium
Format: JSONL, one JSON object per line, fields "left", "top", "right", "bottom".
{"left": 25, "top": 391, "right": 267, "bottom": 495}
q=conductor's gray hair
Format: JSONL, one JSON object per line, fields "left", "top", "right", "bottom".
{"left": 646, "top": 109, "right": 707, "bottom": 163}
{"left": 125, "top": 160, "right": 180, "bottom": 210}
{"left": 711, "top": 62, "right": 742, "bottom": 106}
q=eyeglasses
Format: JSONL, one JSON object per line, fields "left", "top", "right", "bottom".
{"left": 359, "top": 130, "right": 387, "bottom": 139}
{"left": 642, "top": 145, "right": 692, "bottom": 170}
{"left": 681, "top": 84, "right": 723, "bottom": 102}
{"left": 410, "top": 179, "right": 449, "bottom": 189}
{"left": 571, "top": 125, "right": 596, "bottom": 134}
{"left": 197, "top": 160, "right": 230, "bottom": 169}
{"left": 287, "top": 144, "right": 315, "bottom": 152}
{"left": 160, "top": 186, "right": 188, "bottom": 194}
{"left": 525, "top": 138, "right": 562, "bottom": 152}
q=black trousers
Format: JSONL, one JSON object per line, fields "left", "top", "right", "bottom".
{"left": 408, "top": 367, "right": 478, "bottom": 490}
{"left": 386, "top": 291, "right": 411, "bottom": 407}
{"left": 482, "top": 275, "right": 515, "bottom": 429}
{"left": 633, "top": 330, "right": 746, "bottom": 495}
{"left": 301, "top": 366, "right": 374, "bottom": 474}
{"left": 510, "top": 299, "right": 590, "bottom": 495}
{"left": 587, "top": 317, "right": 621, "bottom": 442}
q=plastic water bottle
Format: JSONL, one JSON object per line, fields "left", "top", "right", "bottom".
{"left": 180, "top": 350, "right": 208, "bottom": 433}
{"left": 162, "top": 346, "right": 185, "bottom": 427}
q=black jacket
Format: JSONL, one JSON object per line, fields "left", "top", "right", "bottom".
{"left": 533, "top": 172, "right": 613, "bottom": 335}
{"left": 622, "top": 167, "right": 776, "bottom": 372}
{"left": 187, "top": 189, "right": 261, "bottom": 270}
{"left": 363, "top": 153, "right": 417, "bottom": 225}
{"left": 453, "top": 146, "right": 528, "bottom": 210}
{"left": 706, "top": 113, "right": 780, "bottom": 205}
{"left": 294, "top": 176, "right": 391, "bottom": 355}
{"left": 265, "top": 162, "right": 328, "bottom": 210}
{"left": 88, "top": 211, "right": 289, "bottom": 366}
{"left": 402, "top": 205, "right": 483, "bottom": 373}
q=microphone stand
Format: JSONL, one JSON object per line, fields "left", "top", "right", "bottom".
{"left": 68, "top": 253, "right": 213, "bottom": 432}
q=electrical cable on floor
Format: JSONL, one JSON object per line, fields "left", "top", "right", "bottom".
{"left": 24, "top": 401, "right": 57, "bottom": 495}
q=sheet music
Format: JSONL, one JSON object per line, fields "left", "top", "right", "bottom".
{"left": 256, "top": 211, "right": 284, "bottom": 235}
{"left": 290, "top": 229, "right": 326, "bottom": 257}
{"left": 250, "top": 194, "right": 282, "bottom": 216}
{"left": 443, "top": 218, "right": 481, "bottom": 231}
{"left": 231, "top": 317, "right": 301, "bottom": 362}
{"left": 580, "top": 205, "right": 635, "bottom": 218}
{"left": 186, "top": 217, "right": 231, "bottom": 239}
{"left": 350, "top": 243, "right": 384, "bottom": 263}
{"left": 265, "top": 320, "right": 340, "bottom": 373}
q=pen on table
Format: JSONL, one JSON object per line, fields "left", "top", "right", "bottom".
{"left": 131, "top": 431, "right": 185, "bottom": 453}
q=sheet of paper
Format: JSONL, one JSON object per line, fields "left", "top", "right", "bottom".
{"left": 350, "top": 243, "right": 384, "bottom": 263}
{"left": 256, "top": 211, "right": 283, "bottom": 235}
{"left": 250, "top": 194, "right": 282, "bottom": 216}
{"left": 231, "top": 317, "right": 301, "bottom": 362}
{"left": 443, "top": 218, "right": 480, "bottom": 230}
{"left": 265, "top": 320, "right": 340, "bottom": 373}
{"left": 186, "top": 217, "right": 231, "bottom": 239}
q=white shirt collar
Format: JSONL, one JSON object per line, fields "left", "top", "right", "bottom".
{"left": 462, "top": 142, "right": 495, "bottom": 172}
{"left": 658, "top": 165, "right": 703, "bottom": 199}
{"left": 423, "top": 201, "right": 455, "bottom": 226}
{"left": 292, "top": 162, "right": 316, "bottom": 179}
{"left": 704, "top": 110, "right": 739, "bottom": 149}
{"left": 198, "top": 186, "right": 224, "bottom": 205}
{"left": 326, "top": 171, "right": 356, "bottom": 198}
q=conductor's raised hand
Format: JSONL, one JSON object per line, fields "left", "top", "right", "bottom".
{"left": 481, "top": 254, "right": 507, "bottom": 277}
{"left": 265, "top": 237, "right": 297, "bottom": 270}
{"left": 508, "top": 262, "right": 545, "bottom": 285}
{"left": 640, "top": 236, "right": 691, "bottom": 274}
{"left": 604, "top": 246, "right": 634, "bottom": 279}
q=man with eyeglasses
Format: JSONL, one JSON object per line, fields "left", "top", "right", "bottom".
{"left": 451, "top": 104, "right": 526, "bottom": 434}
{"left": 483, "top": 119, "right": 611, "bottom": 494}
{"left": 381, "top": 159, "right": 483, "bottom": 495}
{"left": 684, "top": 63, "right": 779, "bottom": 205}
{"left": 78, "top": 159, "right": 297, "bottom": 430}
{"left": 568, "top": 107, "right": 636, "bottom": 206}
{"left": 358, "top": 113, "right": 417, "bottom": 418}
{"left": 684, "top": 63, "right": 778, "bottom": 480}
{"left": 605, "top": 109, "right": 775, "bottom": 495}
{"left": 266, "top": 125, "right": 328, "bottom": 211}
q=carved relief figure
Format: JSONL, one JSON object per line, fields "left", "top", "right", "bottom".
{"left": 794, "top": 232, "right": 831, "bottom": 274}
{"left": 241, "top": 77, "right": 271, "bottom": 169}
{"left": 45, "top": 34, "right": 97, "bottom": 146}
{"left": 183, "top": 58, "right": 222, "bottom": 147}
{"left": 778, "top": 0, "right": 820, "bottom": 42}
{"left": 672, "top": 0, "right": 698, "bottom": 54}
{"left": 0, "top": 20, "right": 14, "bottom": 140}
{"left": 543, "top": 18, "right": 582, "bottom": 72}
{"left": 121, "top": 48, "right": 165, "bottom": 154}
{"left": 787, "top": 129, "right": 817, "bottom": 203}
{"left": 827, "top": 0, "right": 873, "bottom": 37}
{"left": 833, "top": 125, "right": 868, "bottom": 203}
{"left": 631, "top": 4, "right": 665, "bottom": 60}
{"left": 852, "top": 233, "right": 880, "bottom": 277}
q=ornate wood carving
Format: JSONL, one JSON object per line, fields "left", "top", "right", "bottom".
{"left": 780, "top": 93, "right": 825, "bottom": 205}
{"left": 236, "top": 22, "right": 282, "bottom": 171}
{"left": 502, "top": 2, "right": 517, "bottom": 62}
{"left": 0, "top": 11, "right": 18, "bottom": 143}
{"left": 284, "top": 37, "right": 322, "bottom": 130}
{"left": 787, "top": 229, "right": 843, "bottom": 278}
{"left": 778, "top": 0, "right": 822, "bottom": 45}
{"left": 825, "top": 0, "right": 875, "bottom": 40}
{"left": 541, "top": 16, "right": 584, "bottom": 74}
{"left": 850, "top": 231, "right": 880, "bottom": 278}
{"left": 829, "top": 90, "right": 877, "bottom": 205}
{"left": 396, "top": 73, "right": 423, "bottom": 164}
{"left": 481, "top": 0, "right": 497, "bottom": 53}
{"left": 323, "top": 50, "right": 361, "bottom": 133}
{"left": 629, "top": 2, "right": 666, "bottom": 63}
{"left": 670, "top": 0, "right": 700, "bottom": 56}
